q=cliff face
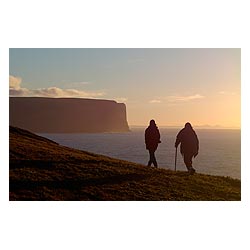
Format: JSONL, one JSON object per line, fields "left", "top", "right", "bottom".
{"left": 9, "top": 97, "right": 130, "bottom": 133}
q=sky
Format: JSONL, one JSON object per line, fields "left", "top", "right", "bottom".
{"left": 9, "top": 48, "right": 241, "bottom": 128}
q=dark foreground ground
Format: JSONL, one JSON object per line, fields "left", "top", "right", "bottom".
{"left": 9, "top": 126, "right": 241, "bottom": 201}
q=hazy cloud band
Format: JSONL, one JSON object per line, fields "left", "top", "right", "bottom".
{"left": 9, "top": 75, "right": 105, "bottom": 98}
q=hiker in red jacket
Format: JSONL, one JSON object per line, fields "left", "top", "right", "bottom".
{"left": 145, "top": 120, "right": 161, "bottom": 168}
{"left": 175, "top": 122, "right": 199, "bottom": 174}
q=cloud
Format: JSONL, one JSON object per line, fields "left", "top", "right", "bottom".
{"left": 148, "top": 94, "right": 204, "bottom": 104}
{"left": 115, "top": 97, "right": 127, "bottom": 103}
{"left": 30, "top": 87, "right": 104, "bottom": 98}
{"left": 167, "top": 94, "right": 205, "bottom": 102}
{"left": 64, "top": 81, "right": 91, "bottom": 88}
{"left": 149, "top": 99, "right": 161, "bottom": 104}
{"left": 9, "top": 88, "right": 30, "bottom": 96}
{"left": 9, "top": 75, "right": 22, "bottom": 89}
{"left": 219, "top": 91, "right": 236, "bottom": 96}
{"left": 9, "top": 75, "right": 105, "bottom": 98}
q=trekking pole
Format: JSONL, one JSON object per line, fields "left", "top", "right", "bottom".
{"left": 174, "top": 147, "right": 177, "bottom": 171}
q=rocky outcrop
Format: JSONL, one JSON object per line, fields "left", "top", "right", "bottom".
{"left": 9, "top": 97, "right": 130, "bottom": 133}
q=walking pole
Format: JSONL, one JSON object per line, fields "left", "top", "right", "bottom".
{"left": 174, "top": 147, "right": 177, "bottom": 171}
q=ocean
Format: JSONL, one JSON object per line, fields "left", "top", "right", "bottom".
{"left": 40, "top": 128, "right": 241, "bottom": 179}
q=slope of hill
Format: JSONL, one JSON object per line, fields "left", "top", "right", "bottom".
{"left": 9, "top": 126, "right": 241, "bottom": 201}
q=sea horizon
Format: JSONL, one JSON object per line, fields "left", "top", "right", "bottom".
{"left": 40, "top": 128, "right": 241, "bottom": 180}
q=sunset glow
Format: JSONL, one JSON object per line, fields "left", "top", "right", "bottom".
{"left": 9, "top": 48, "right": 240, "bottom": 128}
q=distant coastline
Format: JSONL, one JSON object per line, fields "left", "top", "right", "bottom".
{"left": 130, "top": 125, "right": 240, "bottom": 130}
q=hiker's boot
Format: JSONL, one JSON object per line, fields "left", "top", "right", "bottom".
{"left": 189, "top": 167, "right": 196, "bottom": 175}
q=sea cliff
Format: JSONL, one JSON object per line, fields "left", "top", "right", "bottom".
{"left": 9, "top": 97, "right": 130, "bottom": 133}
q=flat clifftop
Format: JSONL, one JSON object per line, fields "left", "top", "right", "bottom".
{"left": 9, "top": 126, "right": 241, "bottom": 201}
{"left": 9, "top": 97, "right": 130, "bottom": 133}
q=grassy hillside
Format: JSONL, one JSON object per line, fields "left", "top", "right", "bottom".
{"left": 9, "top": 126, "right": 241, "bottom": 201}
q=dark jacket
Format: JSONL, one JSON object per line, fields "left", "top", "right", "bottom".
{"left": 175, "top": 127, "right": 199, "bottom": 155}
{"left": 145, "top": 125, "right": 161, "bottom": 151}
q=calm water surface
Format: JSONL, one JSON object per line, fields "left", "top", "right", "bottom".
{"left": 40, "top": 128, "right": 241, "bottom": 179}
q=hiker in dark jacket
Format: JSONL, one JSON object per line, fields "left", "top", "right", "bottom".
{"left": 145, "top": 119, "right": 161, "bottom": 167}
{"left": 175, "top": 122, "right": 199, "bottom": 174}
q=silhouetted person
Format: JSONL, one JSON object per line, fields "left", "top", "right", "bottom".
{"left": 145, "top": 120, "right": 161, "bottom": 167}
{"left": 175, "top": 122, "right": 199, "bottom": 174}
